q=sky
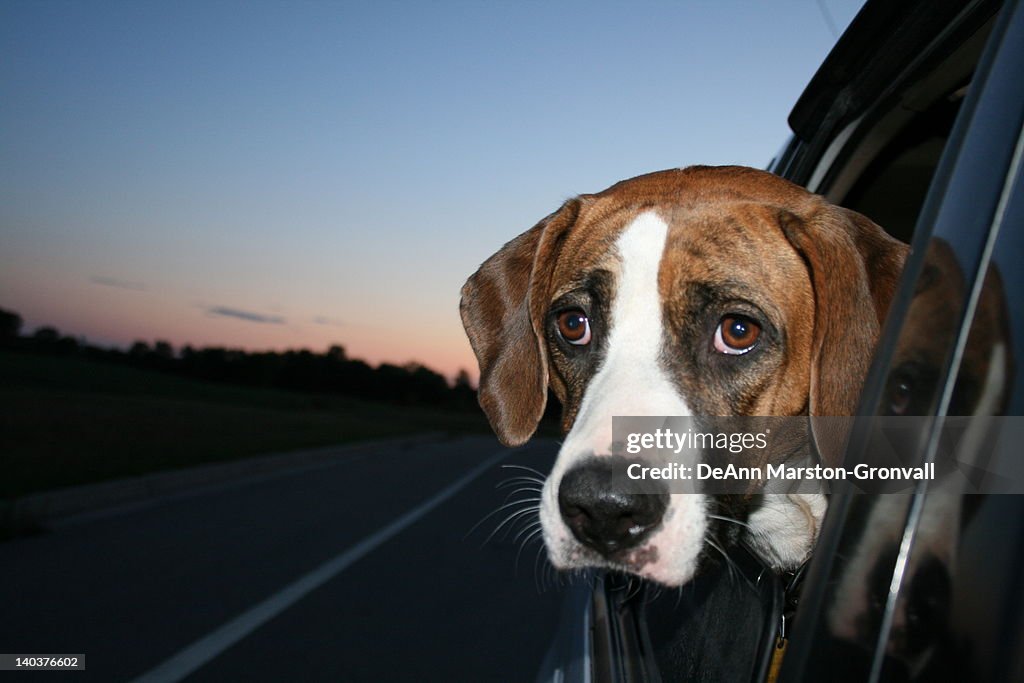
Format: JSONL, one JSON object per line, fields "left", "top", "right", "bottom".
{"left": 0, "top": 0, "right": 863, "bottom": 380}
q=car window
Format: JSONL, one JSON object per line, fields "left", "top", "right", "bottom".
{"left": 980, "top": 172, "right": 1024, "bottom": 417}
{"left": 806, "top": 11, "right": 996, "bottom": 245}
{"left": 838, "top": 96, "right": 963, "bottom": 245}
{"left": 874, "top": 152, "right": 1023, "bottom": 682}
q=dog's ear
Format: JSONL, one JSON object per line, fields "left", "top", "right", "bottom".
{"left": 460, "top": 199, "right": 582, "bottom": 446}
{"left": 780, "top": 206, "right": 907, "bottom": 460}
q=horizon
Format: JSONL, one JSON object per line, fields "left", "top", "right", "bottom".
{"left": 0, "top": 1, "right": 862, "bottom": 381}
{"left": 1, "top": 302, "right": 471, "bottom": 384}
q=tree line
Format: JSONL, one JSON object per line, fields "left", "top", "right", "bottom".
{"left": 0, "top": 307, "right": 480, "bottom": 409}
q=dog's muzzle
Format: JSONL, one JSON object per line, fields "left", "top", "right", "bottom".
{"left": 557, "top": 457, "right": 669, "bottom": 557}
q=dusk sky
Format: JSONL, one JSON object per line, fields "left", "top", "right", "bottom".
{"left": 1, "top": 1, "right": 862, "bottom": 380}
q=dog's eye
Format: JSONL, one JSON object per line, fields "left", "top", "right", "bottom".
{"left": 887, "top": 369, "right": 916, "bottom": 415}
{"left": 889, "top": 378, "right": 913, "bottom": 415}
{"left": 556, "top": 309, "right": 591, "bottom": 345}
{"left": 714, "top": 315, "right": 760, "bottom": 354}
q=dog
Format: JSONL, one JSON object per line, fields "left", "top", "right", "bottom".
{"left": 460, "top": 166, "right": 907, "bottom": 586}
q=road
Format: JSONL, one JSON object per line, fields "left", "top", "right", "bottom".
{"left": 0, "top": 435, "right": 566, "bottom": 682}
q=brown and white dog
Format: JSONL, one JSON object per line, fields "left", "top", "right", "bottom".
{"left": 460, "top": 166, "right": 907, "bottom": 586}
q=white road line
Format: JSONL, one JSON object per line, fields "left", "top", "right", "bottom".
{"left": 129, "top": 446, "right": 516, "bottom": 683}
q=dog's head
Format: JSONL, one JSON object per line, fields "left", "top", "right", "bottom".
{"left": 461, "top": 166, "right": 906, "bottom": 585}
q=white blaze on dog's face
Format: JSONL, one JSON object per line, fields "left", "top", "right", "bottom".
{"left": 460, "top": 166, "right": 907, "bottom": 585}
{"left": 540, "top": 212, "right": 707, "bottom": 585}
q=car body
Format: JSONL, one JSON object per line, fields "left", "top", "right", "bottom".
{"left": 538, "top": 0, "right": 1024, "bottom": 680}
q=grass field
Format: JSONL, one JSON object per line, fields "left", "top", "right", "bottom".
{"left": 0, "top": 351, "right": 491, "bottom": 500}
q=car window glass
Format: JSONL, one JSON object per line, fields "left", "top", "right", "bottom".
{"left": 980, "top": 174, "right": 1024, "bottom": 417}
{"left": 875, "top": 149, "right": 1022, "bottom": 681}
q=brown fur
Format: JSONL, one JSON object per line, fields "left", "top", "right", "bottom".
{"left": 461, "top": 166, "right": 909, "bottom": 447}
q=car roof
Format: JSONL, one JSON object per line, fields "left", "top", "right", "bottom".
{"left": 789, "top": 0, "right": 1000, "bottom": 143}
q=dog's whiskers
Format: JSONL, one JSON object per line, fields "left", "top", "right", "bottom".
{"left": 505, "top": 504, "right": 542, "bottom": 543}
{"left": 704, "top": 534, "right": 757, "bottom": 591}
{"left": 499, "top": 488, "right": 542, "bottom": 506}
{"left": 624, "top": 576, "right": 645, "bottom": 602}
{"left": 514, "top": 526, "right": 544, "bottom": 572}
{"left": 644, "top": 583, "right": 664, "bottom": 605}
{"left": 512, "top": 518, "right": 541, "bottom": 546}
{"left": 496, "top": 475, "right": 546, "bottom": 489}
{"left": 707, "top": 513, "right": 754, "bottom": 531}
{"left": 533, "top": 542, "right": 549, "bottom": 593}
{"left": 704, "top": 534, "right": 738, "bottom": 585}
{"left": 509, "top": 494, "right": 541, "bottom": 505}
{"left": 501, "top": 464, "right": 548, "bottom": 478}
{"left": 465, "top": 496, "right": 541, "bottom": 540}
{"left": 482, "top": 505, "right": 541, "bottom": 547}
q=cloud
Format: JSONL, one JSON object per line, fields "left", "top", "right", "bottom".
{"left": 313, "top": 315, "right": 345, "bottom": 326}
{"left": 206, "top": 306, "right": 286, "bottom": 325}
{"left": 91, "top": 276, "right": 146, "bottom": 291}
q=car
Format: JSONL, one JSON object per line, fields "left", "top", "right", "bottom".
{"left": 537, "top": 0, "right": 1024, "bottom": 680}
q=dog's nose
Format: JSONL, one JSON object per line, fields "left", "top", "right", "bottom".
{"left": 558, "top": 458, "right": 667, "bottom": 557}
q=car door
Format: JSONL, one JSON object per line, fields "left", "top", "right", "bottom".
{"left": 779, "top": 0, "right": 1024, "bottom": 680}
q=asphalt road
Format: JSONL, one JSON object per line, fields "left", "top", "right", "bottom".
{"left": 0, "top": 435, "right": 566, "bottom": 682}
